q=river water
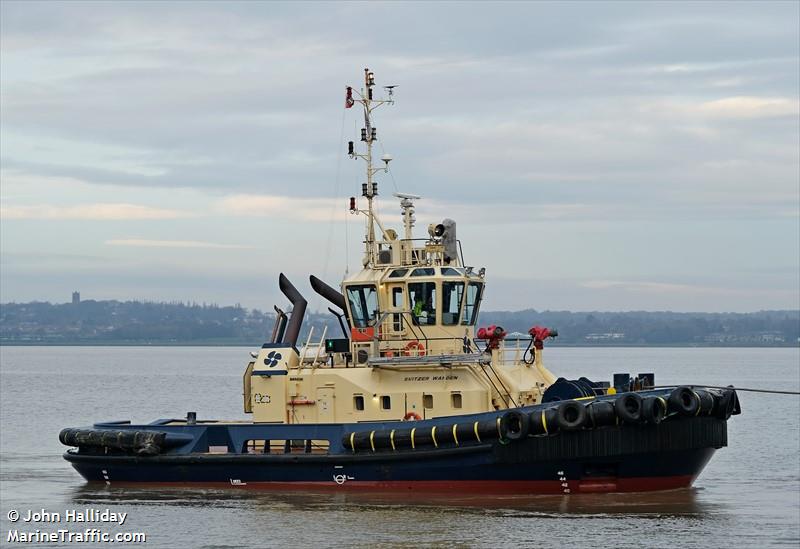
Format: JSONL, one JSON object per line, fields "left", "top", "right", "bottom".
{"left": 1, "top": 346, "right": 798, "bottom": 547}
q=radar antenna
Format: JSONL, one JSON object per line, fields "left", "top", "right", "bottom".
{"left": 393, "top": 192, "right": 420, "bottom": 241}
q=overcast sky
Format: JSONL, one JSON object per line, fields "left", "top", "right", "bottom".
{"left": 1, "top": 1, "right": 798, "bottom": 313}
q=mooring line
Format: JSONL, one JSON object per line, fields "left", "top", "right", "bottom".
{"left": 654, "top": 385, "right": 800, "bottom": 396}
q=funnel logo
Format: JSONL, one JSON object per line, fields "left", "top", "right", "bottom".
{"left": 264, "top": 351, "right": 283, "bottom": 368}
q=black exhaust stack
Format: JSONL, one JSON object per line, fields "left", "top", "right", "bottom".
{"left": 309, "top": 275, "right": 347, "bottom": 314}
{"left": 270, "top": 306, "right": 287, "bottom": 344}
{"left": 310, "top": 275, "right": 351, "bottom": 338}
{"left": 279, "top": 273, "right": 307, "bottom": 349}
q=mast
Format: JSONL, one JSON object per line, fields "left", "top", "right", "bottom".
{"left": 347, "top": 68, "right": 395, "bottom": 267}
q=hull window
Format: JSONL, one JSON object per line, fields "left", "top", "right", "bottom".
{"left": 381, "top": 396, "right": 391, "bottom": 410}
{"left": 451, "top": 393, "right": 463, "bottom": 409}
{"left": 423, "top": 394, "right": 434, "bottom": 409}
{"left": 354, "top": 395, "right": 365, "bottom": 411}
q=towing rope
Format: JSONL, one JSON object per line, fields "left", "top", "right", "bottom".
{"left": 654, "top": 385, "right": 800, "bottom": 396}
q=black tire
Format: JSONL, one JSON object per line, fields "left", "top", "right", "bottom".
{"left": 500, "top": 410, "right": 529, "bottom": 440}
{"left": 556, "top": 401, "right": 587, "bottom": 431}
{"left": 641, "top": 396, "right": 667, "bottom": 424}
{"left": 668, "top": 386, "right": 700, "bottom": 417}
{"left": 614, "top": 393, "right": 643, "bottom": 423}
{"left": 528, "top": 407, "right": 559, "bottom": 436}
{"left": 586, "top": 400, "right": 616, "bottom": 428}
{"left": 695, "top": 389, "right": 715, "bottom": 415}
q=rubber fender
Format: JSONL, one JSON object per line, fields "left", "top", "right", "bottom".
{"left": 500, "top": 409, "right": 529, "bottom": 440}
{"left": 711, "top": 388, "right": 741, "bottom": 420}
{"left": 668, "top": 386, "right": 700, "bottom": 417}
{"left": 641, "top": 396, "right": 667, "bottom": 424}
{"left": 59, "top": 428, "right": 166, "bottom": 455}
{"left": 586, "top": 400, "right": 616, "bottom": 428}
{"left": 614, "top": 393, "right": 643, "bottom": 423}
{"left": 556, "top": 401, "right": 587, "bottom": 431}
{"left": 694, "top": 389, "right": 715, "bottom": 415}
{"left": 528, "top": 407, "right": 559, "bottom": 436}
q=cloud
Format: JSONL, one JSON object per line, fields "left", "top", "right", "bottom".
{"left": 649, "top": 96, "right": 800, "bottom": 120}
{"left": 0, "top": 203, "right": 194, "bottom": 220}
{"left": 105, "top": 239, "right": 252, "bottom": 249}
{"left": 0, "top": 2, "right": 797, "bottom": 311}
{"left": 578, "top": 279, "right": 791, "bottom": 299}
{"left": 217, "top": 194, "right": 344, "bottom": 222}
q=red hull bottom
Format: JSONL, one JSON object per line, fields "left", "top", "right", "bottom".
{"left": 95, "top": 475, "right": 695, "bottom": 494}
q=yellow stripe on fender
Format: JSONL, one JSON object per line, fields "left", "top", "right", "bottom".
{"left": 657, "top": 396, "right": 668, "bottom": 415}
{"left": 473, "top": 421, "right": 481, "bottom": 442}
{"left": 431, "top": 426, "right": 438, "bottom": 448}
{"left": 496, "top": 417, "right": 501, "bottom": 437}
{"left": 370, "top": 431, "right": 376, "bottom": 452}
{"left": 541, "top": 410, "right": 548, "bottom": 435}
{"left": 410, "top": 427, "right": 416, "bottom": 450}
{"left": 390, "top": 429, "right": 396, "bottom": 451}
{"left": 349, "top": 432, "right": 355, "bottom": 453}
{"left": 452, "top": 424, "right": 459, "bottom": 446}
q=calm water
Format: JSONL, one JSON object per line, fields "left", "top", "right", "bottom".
{"left": 1, "top": 346, "right": 798, "bottom": 548}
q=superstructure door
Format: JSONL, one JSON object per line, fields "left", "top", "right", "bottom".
{"left": 387, "top": 284, "right": 406, "bottom": 336}
{"left": 316, "top": 387, "right": 335, "bottom": 423}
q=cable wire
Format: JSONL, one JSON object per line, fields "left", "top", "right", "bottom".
{"left": 654, "top": 385, "right": 800, "bottom": 395}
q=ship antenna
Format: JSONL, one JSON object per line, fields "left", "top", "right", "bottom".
{"left": 345, "top": 68, "right": 396, "bottom": 267}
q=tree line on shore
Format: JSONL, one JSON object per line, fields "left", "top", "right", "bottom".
{"left": 0, "top": 299, "right": 797, "bottom": 346}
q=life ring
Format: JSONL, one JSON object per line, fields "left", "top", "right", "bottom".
{"left": 403, "top": 412, "right": 422, "bottom": 421}
{"left": 403, "top": 340, "right": 426, "bottom": 357}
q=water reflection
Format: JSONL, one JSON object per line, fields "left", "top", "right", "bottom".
{"left": 69, "top": 484, "right": 710, "bottom": 517}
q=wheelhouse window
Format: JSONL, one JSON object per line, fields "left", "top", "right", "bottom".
{"left": 441, "top": 267, "right": 462, "bottom": 276}
{"left": 409, "top": 282, "right": 437, "bottom": 325}
{"left": 346, "top": 285, "right": 378, "bottom": 328}
{"left": 461, "top": 282, "right": 483, "bottom": 325}
{"left": 442, "top": 281, "right": 464, "bottom": 326}
{"left": 411, "top": 268, "right": 435, "bottom": 276}
{"left": 388, "top": 268, "right": 408, "bottom": 278}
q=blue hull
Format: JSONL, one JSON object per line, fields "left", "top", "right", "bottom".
{"left": 63, "top": 392, "right": 731, "bottom": 493}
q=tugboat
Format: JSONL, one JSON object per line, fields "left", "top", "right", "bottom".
{"left": 60, "top": 69, "right": 741, "bottom": 493}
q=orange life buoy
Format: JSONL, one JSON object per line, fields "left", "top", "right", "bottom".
{"left": 403, "top": 340, "right": 426, "bottom": 357}
{"left": 403, "top": 411, "right": 422, "bottom": 421}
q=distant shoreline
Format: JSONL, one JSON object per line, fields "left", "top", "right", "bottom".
{"left": 2, "top": 300, "right": 797, "bottom": 348}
